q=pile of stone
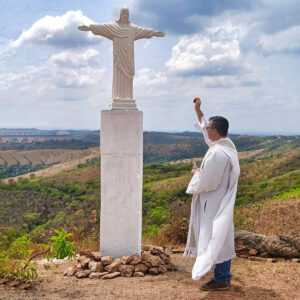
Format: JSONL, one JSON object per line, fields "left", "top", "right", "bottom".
{"left": 64, "top": 246, "right": 177, "bottom": 280}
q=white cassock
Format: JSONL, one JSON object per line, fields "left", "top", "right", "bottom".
{"left": 184, "top": 116, "right": 240, "bottom": 281}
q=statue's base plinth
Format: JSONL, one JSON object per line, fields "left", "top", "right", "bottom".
{"left": 100, "top": 110, "right": 143, "bottom": 258}
{"left": 109, "top": 98, "right": 137, "bottom": 110}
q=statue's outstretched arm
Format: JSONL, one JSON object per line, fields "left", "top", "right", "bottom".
{"left": 154, "top": 31, "right": 165, "bottom": 37}
{"left": 78, "top": 25, "right": 91, "bottom": 31}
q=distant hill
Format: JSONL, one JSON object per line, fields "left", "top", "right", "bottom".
{"left": 0, "top": 129, "right": 299, "bottom": 178}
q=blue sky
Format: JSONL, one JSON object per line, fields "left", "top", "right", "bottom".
{"left": 0, "top": 0, "right": 300, "bottom": 134}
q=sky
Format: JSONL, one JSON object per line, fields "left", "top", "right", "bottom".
{"left": 0, "top": 0, "right": 300, "bottom": 135}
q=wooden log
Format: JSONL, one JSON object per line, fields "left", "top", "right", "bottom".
{"left": 234, "top": 230, "right": 300, "bottom": 258}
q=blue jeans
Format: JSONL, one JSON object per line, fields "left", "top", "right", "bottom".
{"left": 213, "top": 260, "right": 231, "bottom": 283}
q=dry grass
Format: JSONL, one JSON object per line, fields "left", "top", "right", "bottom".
{"left": 234, "top": 197, "right": 300, "bottom": 235}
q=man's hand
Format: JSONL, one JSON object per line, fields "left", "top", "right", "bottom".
{"left": 191, "top": 168, "right": 200, "bottom": 177}
{"left": 193, "top": 97, "right": 201, "bottom": 110}
{"left": 78, "top": 25, "right": 91, "bottom": 31}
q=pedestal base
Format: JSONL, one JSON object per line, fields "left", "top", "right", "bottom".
{"left": 100, "top": 110, "right": 143, "bottom": 258}
{"left": 109, "top": 98, "right": 137, "bottom": 110}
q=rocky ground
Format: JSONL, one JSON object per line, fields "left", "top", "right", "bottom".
{"left": 0, "top": 253, "right": 299, "bottom": 300}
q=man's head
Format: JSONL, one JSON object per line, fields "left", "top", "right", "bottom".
{"left": 207, "top": 116, "right": 229, "bottom": 141}
{"left": 118, "top": 7, "right": 130, "bottom": 24}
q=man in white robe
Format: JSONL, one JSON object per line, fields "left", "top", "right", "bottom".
{"left": 184, "top": 97, "right": 240, "bottom": 291}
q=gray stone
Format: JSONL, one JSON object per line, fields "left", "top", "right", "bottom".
{"left": 134, "top": 272, "right": 144, "bottom": 277}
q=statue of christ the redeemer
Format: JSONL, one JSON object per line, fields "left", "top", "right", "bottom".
{"left": 78, "top": 7, "right": 165, "bottom": 105}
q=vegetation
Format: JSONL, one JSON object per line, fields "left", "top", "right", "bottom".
{"left": 0, "top": 138, "right": 299, "bottom": 250}
{"left": 0, "top": 164, "right": 47, "bottom": 179}
{"left": 0, "top": 229, "right": 75, "bottom": 282}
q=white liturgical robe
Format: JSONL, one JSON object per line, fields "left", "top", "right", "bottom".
{"left": 184, "top": 116, "right": 240, "bottom": 281}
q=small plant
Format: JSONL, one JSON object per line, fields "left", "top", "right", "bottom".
{"left": 0, "top": 229, "right": 75, "bottom": 283}
{"left": 48, "top": 229, "right": 76, "bottom": 260}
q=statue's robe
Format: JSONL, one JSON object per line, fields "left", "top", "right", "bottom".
{"left": 90, "top": 22, "right": 156, "bottom": 100}
{"left": 184, "top": 116, "right": 240, "bottom": 280}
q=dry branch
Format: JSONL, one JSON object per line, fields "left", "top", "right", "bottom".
{"left": 235, "top": 230, "right": 300, "bottom": 258}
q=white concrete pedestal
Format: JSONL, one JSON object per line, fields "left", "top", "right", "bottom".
{"left": 100, "top": 110, "right": 143, "bottom": 258}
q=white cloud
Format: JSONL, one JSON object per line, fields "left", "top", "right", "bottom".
{"left": 0, "top": 49, "right": 107, "bottom": 92}
{"left": 259, "top": 25, "right": 300, "bottom": 54}
{"left": 134, "top": 68, "right": 170, "bottom": 97}
{"left": 50, "top": 48, "right": 100, "bottom": 68}
{"left": 165, "top": 25, "right": 249, "bottom": 76}
{"left": 11, "top": 10, "right": 99, "bottom": 49}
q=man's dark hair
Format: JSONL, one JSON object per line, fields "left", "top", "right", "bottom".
{"left": 209, "top": 116, "right": 229, "bottom": 137}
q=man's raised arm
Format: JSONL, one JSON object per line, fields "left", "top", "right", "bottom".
{"left": 194, "top": 97, "right": 204, "bottom": 123}
{"left": 193, "top": 97, "right": 212, "bottom": 147}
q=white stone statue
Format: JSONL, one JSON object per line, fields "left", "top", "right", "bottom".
{"left": 78, "top": 7, "right": 165, "bottom": 109}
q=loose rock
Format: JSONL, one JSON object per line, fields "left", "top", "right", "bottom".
{"left": 88, "top": 261, "right": 104, "bottom": 273}
{"left": 75, "top": 270, "right": 92, "bottom": 279}
{"left": 101, "top": 256, "right": 114, "bottom": 266}
{"left": 249, "top": 249, "right": 258, "bottom": 256}
{"left": 78, "top": 256, "right": 91, "bottom": 269}
{"left": 121, "top": 255, "right": 132, "bottom": 264}
{"left": 148, "top": 267, "right": 159, "bottom": 275}
{"left": 118, "top": 264, "right": 134, "bottom": 277}
{"left": 67, "top": 267, "right": 75, "bottom": 277}
{"left": 89, "top": 272, "right": 108, "bottom": 279}
{"left": 134, "top": 272, "right": 145, "bottom": 277}
{"left": 102, "top": 272, "right": 121, "bottom": 279}
{"left": 0, "top": 278, "right": 9, "bottom": 284}
{"left": 129, "top": 254, "right": 142, "bottom": 265}
{"left": 171, "top": 248, "right": 184, "bottom": 254}
{"left": 134, "top": 263, "right": 148, "bottom": 274}
{"left": 79, "top": 249, "right": 92, "bottom": 257}
{"left": 7, "top": 281, "right": 20, "bottom": 287}
{"left": 142, "top": 251, "right": 163, "bottom": 267}
{"left": 166, "top": 263, "right": 177, "bottom": 271}
{"left": 90, "top": 252, "right": 102, "bottom": 261}
{"left": 158, "top": 265, "right": 168, "bottom": 274}
{"left": 18, "top": 283, "right": 31, "bottom": 290}
{"left": 104, "top": 259, "right": 123, "bottom": 273}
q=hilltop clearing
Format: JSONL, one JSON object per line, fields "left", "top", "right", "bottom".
{"left": 0, "top": 255, "right": 299, "bottom": 299}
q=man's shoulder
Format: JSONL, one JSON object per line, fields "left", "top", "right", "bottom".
{"left": 206, "top": 146, "right": 231, "bottom": 162}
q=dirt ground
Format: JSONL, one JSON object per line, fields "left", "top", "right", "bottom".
{"left": 0, "top": 254, "right": 299, "bottom": 300}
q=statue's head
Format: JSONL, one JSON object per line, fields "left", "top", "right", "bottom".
{"left": 117, "top": 7, "right": 130, "bottom": 24}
